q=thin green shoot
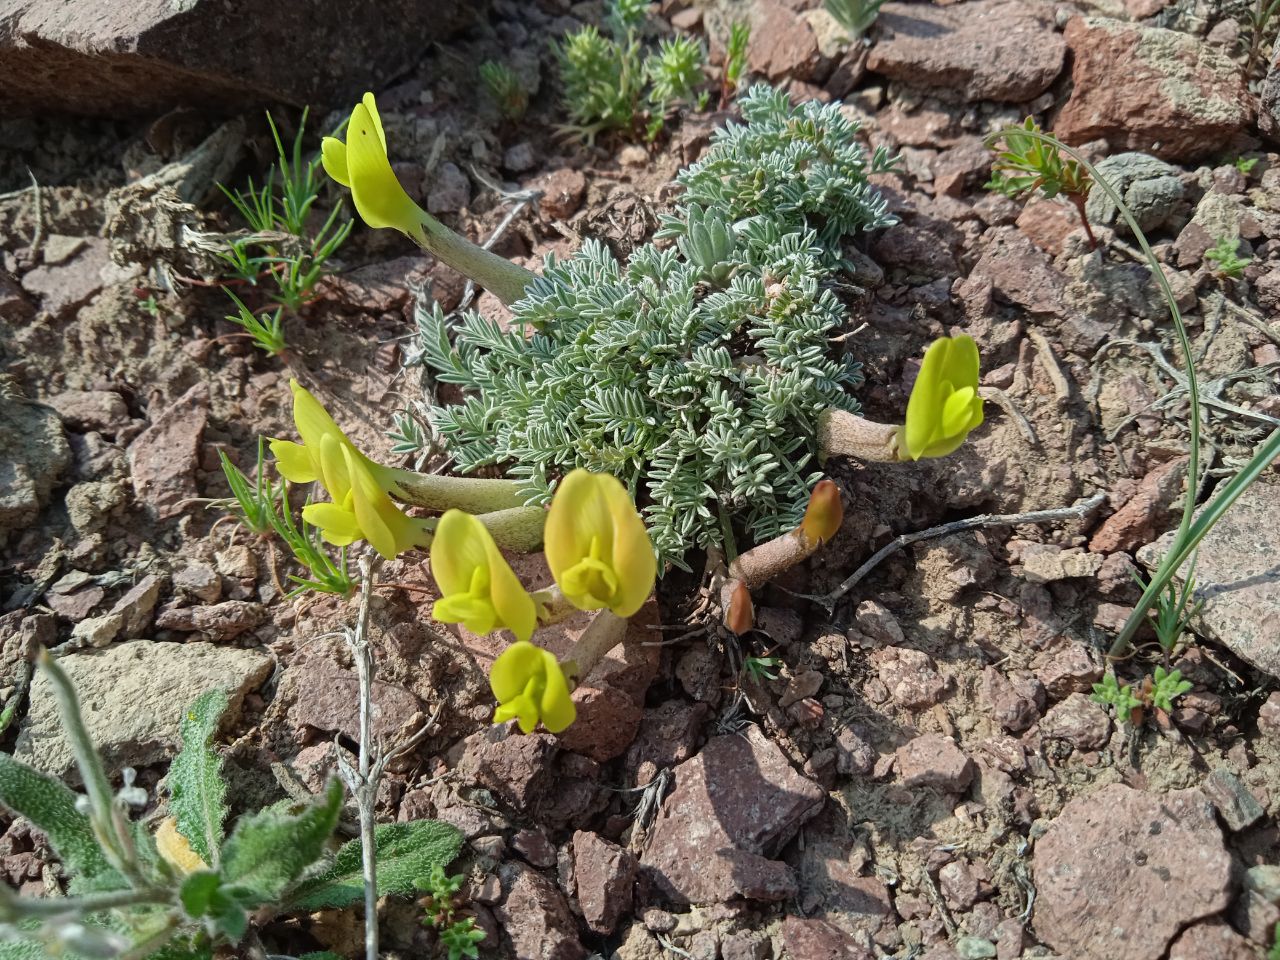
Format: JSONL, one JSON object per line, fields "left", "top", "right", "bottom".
{"left": 1245, "top": 0, "right": 1280, "bottom": 77}
{"left": 268, "top": 107, "right": 323, "bottom": 237}
{"left": 225, "top": 290, "right": 286, "bottom": 356}
{"left": 266, "top": 486, "right": 355, "bottom": 598}
{"left": 1136, "top": 565, "right": 1203, "bottom": 662}
{"left": 1204, "top": 236, "right": 1251, "bottom": 279}
{"left": 419, "top": 864, "right": 485, "bottom": 960}
{"left": 721, "top": 21, "right": 751, "bottom": 107}
{"left": 219, "top": 175, "right": 276, "bottom": 234}
{"left": 479, "top": 60, "right": 529, "bottom": 120}
{"left": 217, "top": 438, "right": 276, "bottom": 536}
{"left": 743, "top": 655, "right": 781, "bottom": 683}
{"left": 824, "top": 0, "right": 890, "bottom": 41}
{"left": 268, "top": 205, "right": 353, "bottom": 311}
{"left": 217, "top": 236, "right": 274, "bottom": 285}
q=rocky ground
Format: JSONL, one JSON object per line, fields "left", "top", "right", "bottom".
{"left": 2, "top": 0, "right": 1280, "bottom": 958}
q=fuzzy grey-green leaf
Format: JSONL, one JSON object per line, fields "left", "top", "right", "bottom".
{"left": 167, "top": 688, "right": 229, "bottom": 867}
{"left": 0, "top": 751, "right": 115, "bottom": 886}
{"left": 219, "top": 779, "right": 343, "bottom": 907}
{"left": 286, "top": 819, "right": 464, "bottom": 911}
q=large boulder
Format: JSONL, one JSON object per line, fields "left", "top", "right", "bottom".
{"left": 0, "top": 0, "right": 480, "bottom": 116}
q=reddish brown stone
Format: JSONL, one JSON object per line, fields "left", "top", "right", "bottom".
{"left": 1056, "top": 17, "right": 1252, "bottom": 162}
{"left": 572, "top": 830, "right": 636, "bottom": 935}
{"left": 127, "top": 381, "right": 208, "bottom": 520}
{"left": 1089, "top": 457, "right": 1188, "bottom": 553}
{"left": 780, "top": 916, "right": 873, "bottom": 960}
{"left": 896, "top": 735, "right": 974, "bottom": 792}
{"left": 495, "top": 862, "right": 586, "bottom": 960}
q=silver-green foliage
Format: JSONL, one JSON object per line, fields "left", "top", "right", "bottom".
{"left": 0, "top": 663, "right": 462, "bottom": 959}
{"left": 418, "top": 86, "right": 896, "bottom": 565}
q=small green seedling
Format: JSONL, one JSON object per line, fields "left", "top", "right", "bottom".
{"left": 479, "top": 60, "right": 529, "bottom": 121}
{"left": 824, "top": 0, "right": 890, "bottom": 41}
{"left": 0, "top": 660, "right": 463, "bottom": 958}
{"left": 1234, "top": 155, "right": 1259, "bottom": 175}
{"left": 743, "top": 655, "right": 782, "bottom": 683}
{"left": 647, "top": 35, "right": 705, "bottom": 107}
{"left": 1092, "top": 666, "right": 1192, "bottom": 725}
{"left": 1149, "top": 665, "right": 1192, "bottom": 714}
{"left": 720, "top": 21, "right": 751, "bottom": 106}
{"left": 1137, "top": 566, "right": 1203, "bottom": 661}
{"left": 987, "top": 117, "right": 1096, "bottom": 248}
{"left": 1092, "top": 671, "right": 1144, "bottom": 724}
{"left": 266, "top": 485, "right": 356, "bottom": 598}
{"left": 217, "top": 438, "right": 277, "bottom": 536}
{"left": 224, "top": 290, "right": 286, "bottom": 356}
{"left": 1204, "top": 236, "right": 1251, "bottom": 279}
{"left": 419, "top": 864, "right": 485, "bottom": 960}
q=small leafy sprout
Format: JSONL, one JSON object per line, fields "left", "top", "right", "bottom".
{"left": 1204, "top": 235, "right": 1251, "bottom": 279}
{"left": 1245, "top": 0, "right": 1280, "bottom": 77}
{"left": 419, "top": 864, "right": 485, "bottom": 960}
{"left": 1234, "top": 155, "right": 1259, "bottom": 174}
{"left": 266, "top": 485, "right": 357, "bottom": 598}
{"left": 218, "top": 437, "right": 276, "bottom": 535}
{"left": 1149, "top": 665, "right": 1192, "bottom": 714}
{"left": 824, "top": 0, "right": 890, "bottom": 41}
{"left": 988, "top": 117, "right": 1097, "bottom": 249}
{"left": 1138, "top": 567, "right": 1203, "bottom": 661}
{"left": 647, "top": 35, "right": 706, "bottom": 108}
{"left": 721, "top": 20, "right": 751, "bottom": 106}
{"left": 137, "top": 289, "right": 162, "bottom": 317}
{"left": 1091, "top": 671, "right": 1144, "bottom": 724}
{"left": 744, "top": 655, "right": 781, "bottom": 682}
{"left": 480, "top": 60, "right": 529, "bottom": 120}
{"left": 217, "top": 234, "right": 275, "bottom": 285}
{"left": 225, "top": 289, "right": 286, "bottom": 356}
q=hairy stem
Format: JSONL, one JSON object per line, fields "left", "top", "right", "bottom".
{"left": 562, "top": 610, "right": 629, "bottom": 684}
{"left": 411, "top": 216, "right": 537, "bottom": 307}
{"left": 817, "top": 409, "right": 902, "bottom": 463}
{"left": 391, "top": 470, "right": 526, "bottom": 513}
{"left": 475, "top": 506, "right": 546, "bottom": 552}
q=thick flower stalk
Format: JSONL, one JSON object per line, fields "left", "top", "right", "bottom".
{"left": 818, "top": 334, "right": 984, "bottom": 463}
{"left": 544, "top": 469, "right": 656, "bottom": 618}
{"left": 322, "top": 93, "right": 537, "bottom": 306}
{"left": 430, "top": 509, "right": 537, "bottom": 642}
{"left": 489, "top": 640, "right": 576, "bottom": 733}
{"left": 271, "top": 379, "right": 431, "bottom": 560}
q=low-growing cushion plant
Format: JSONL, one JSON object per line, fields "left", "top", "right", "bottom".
{"left": 0, "top": 655, "right": 462, "bottom": 959}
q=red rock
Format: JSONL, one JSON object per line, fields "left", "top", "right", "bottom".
{"left": 895, "top": 734, "right": 974, "bottom": 792}
{"left": 834, "top": 725, "right": 875, "bottom": 776}
{"left": 870, "top": 647, "right": 949, "bottom": 709}
{"left": 511, "top": 829, "right": 557, "bottom": 869}
{"left": 47, "top": 389, "right": 131, "bottom": 435}
{"left": 780, "top": 916, "right": 872, "bottom": 960}
{"left": 1089, "top": 457, "right": 1188, "bottom": 553}
{"left": 853, "top": 600, "right": 905, "bottom": 645}
{"left": 154, "top": 599, "right": 263, "bottom": 641}
{"left": 1056, "top": 17, "right": 1252, "bottom": 162}
{"left": 534, "top": 168, "right": 587, "bottom": 221}
{"left": 127, "top": 382, "right": 208, "bottom": 520}
{"left": 495, "top": 861, "right": 586, "bottom": 960}
{"left": 938, "top": 859, "right": 992, "bottom": 910}
{"left": 640, "top": 726, "right": 824, "bottom": 904}
{"left": 1038, "top": 692, "right": 1112, "bottom": 751}
{"left": 1168, "top": 921, "right": 1256, "bottom": 960}
{"left": 1032, "top": 784, "right": 1232, "bottom": 960}
{"left": 1034, "top": 642, "right": 1103, "bottom": 699}
{"left": 626, "top": 700, "right": 711, "bottom": 785}
{"left": 319, "top": 255, "right": 431, "bottom": 315}
{"left": 969, "top": 227, "right": 1065, "bottom": 314}
{"left": 748, "top": 0, "right": 824, "bottom": 82}
{"left": 19, "top": 237, "right": 110, "bottom": 316}
{"left": 866, "top": 1, "right": 1065, "bottom": 102}
{"left": 572, "top": 830, "right": 636, "bottom": 935}
{"left": 277, "top": 655, "right": 424, "bottom": 742}
{"left": 1016, "top": 199, "right": 1083, "bottom": 257}
{"left": 982, "top": 667, "right": 1043, "bottom": 733}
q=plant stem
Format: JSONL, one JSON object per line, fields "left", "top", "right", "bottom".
{"left": 476, "top": 506, "right": 546, "bottom": 552}
{"left": 817, "top": 409, "right": 902, "bottom": 462}
{"left": 410, "top": 216, "right": 537, "bottom": 307}
{"left": 1069, "top": 192, "right": 1098, "bottom": 250}
{"left": 562, "top": 610, "right": 629, "bottom": 683}
{"left": 350, "top": 556, "right": 380, "bottom": 960}
{"left": 391, "top": 470, "right": 527, "bottom": 513}
{"left": 0, "top": 884, "right": 170, "bottom": 919}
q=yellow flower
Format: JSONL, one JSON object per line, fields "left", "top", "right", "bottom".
{"left": 155, "top": 817, "right": 206, "bottom": 875}
{"left": 270, "top": 379, "right": 429, "bottom": 560}
{"left": 322, "top": 93, "right": 425, "bottom": 239}
{"left": 431, "top": 509, "right": 537, "bottom": 642}
{"left": 901, "top": 334, "right": 984, "bottom": 460}
{"left": 490, "top": 640, "right": 576, "bottom": 733}
{"left": 544, "top": 470, "right": 656, "bottom": 618}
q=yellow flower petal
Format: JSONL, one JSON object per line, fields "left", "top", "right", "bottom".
{"left": 289, "top": 379, "right": 345, "bottom": 453}
{"left": 321, "top": 137, "right": 349, "bottom": 187}
{"left": 430, "top": 510, "right": 535, "bottom": 640}
{"left": 490, "top": 640, "right": 545, "bottom": 703}
{"left": 489, "top": 641, "right": 575, "bottom": 734}
{"left": 902, "top": 335, "right": 983, "bottom": 460}
{"left": 537, "top": 647, "right": 576, "bottom": 733}
{"left": 602, "top": 477, "right": 655, "bottom": 617}
{"left": 302, "top": 501, "right": 361, "bottom": 546}
{"left": 431, "top": 510, "right": 494, "bottom": 596}
{"left": 545, "top": 470, "right": 611, "bottom": 587}
{"left": 361, "top": 91, "right": 387, "bottom": 152}
{"left": 346, "top": 100, "right": 423, "bottom": 233}
{"left": 269, "top": 439, "right": 317, "bottom": 484}
{"left": 483, "top": 535, "right": 537, "bottom": 642}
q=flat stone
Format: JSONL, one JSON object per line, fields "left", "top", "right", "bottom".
{"left": 1084, "top": 152, "right": 1186, "bottom": 235}
{"left": 641, "top": 726, "right": 824, "bottom": 905}
{"left": 127, "top": 382, "right": 208, "bottom": 520}
{"left": 1032, "top": 784, "right": 1232, "bottom": 960}
{"left": 47, "top": 389, "right": 131, "bottom": 435}
{"left": 1016, "top": 544, "right": 1104, "bottom": 584}
{"left": 108, "top": 574, "right": 164, "bottom": 638}
{"left": 1038, "top": 693, "right": 1111, "bottom": 751}
{"left": 870, "top": 647, "right": 949, "bottom": 709}
{"left": 1137, "top": 479, "right": 1280, "bottom": 679}
{"left": 1168, "top": 921, "right": 1256, "bottom": 960}
{"left": 0, "top": 0, "right": 478, "bottom": 116}
{"left": 281, "top": 655, "right": 425, "bottom": 743}
{"left": 154, "top": 600, "right": 264, "bottom": 641}
{"left": 780, "top": 916, "right": 872, "bottom": 960}
{"left": 1090, "top": 457, "right": 1187, "bottom": 554}
{"left": 968, "top": 227, "right": 1064, "bottom": 315}
{"left": 866, "top": 1, "right": 1065, "bottom": 102}
{"left": 19, "top": 237, "right": 110, "bottom": 316}
{"left": 1056, "top": 17, "right": 1252, "bottom": 162}
{"left": 15, "top": 639, "right": 270, "bottom": 780}
{"left": 0, "top": 390, "right": 69, "bottom": 544}
{"left": 748, "top": 0, "right": 824, "bottom": 82}
{"left": 1034, "top": 642, "right": 1103, "bottom": 699}
{"left": 1202, "top": 767, "right": 1264, "bottom": 831}
{"left": 896, "top": 734, "right": 974, "bottom": 792}
{"left": 572, "top": 830, "right": 636, "bottom": 935}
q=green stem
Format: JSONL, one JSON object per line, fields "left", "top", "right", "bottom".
{"left": 390, "top": 469, "right": 527, "bottom": 513}
{"left": 986, "top": 128, "right": 1203, "bottom": 660}
{"left": 410, "top": 216, "right": 537, "bottom": 307}
{"left": 0, "top": 884, "right": 170, "bottom": 919}
{"left": 475, "top": 506, "right": 546, "bottom": 552}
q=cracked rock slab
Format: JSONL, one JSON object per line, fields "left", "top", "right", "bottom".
{"left": 1032, "top": 783, "right": 1232, "bottom": 960}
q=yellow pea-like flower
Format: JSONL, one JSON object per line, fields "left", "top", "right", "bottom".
{"left": 430, "top": 509, "right": 537, "bottom": 642}
{"left": 490, "top": 640, "right": 576, "bottom": 734}
{"left": 155, "top": 817, "right": 206, "bottom": 875}
{"left": 544, "top": 469, "right": 656, "bottom": 618}
{"left": 270, "top": 379, "right": 430, "bottom": 560}
{"left": 901, "top": 334, "right": 985, "bottom": 460}
{"left": 322, "top": 93, "right": 426, "bottom": 238}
